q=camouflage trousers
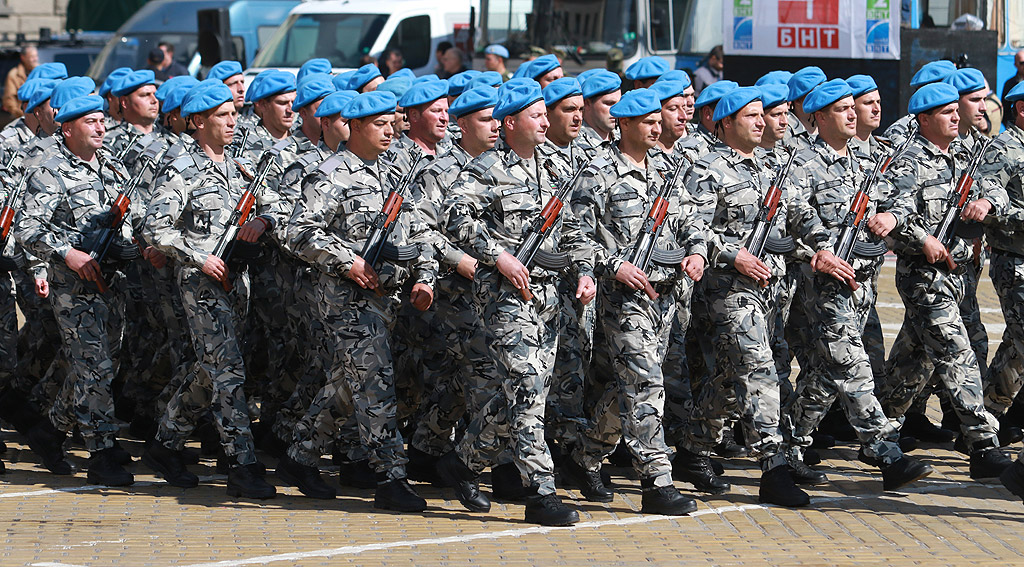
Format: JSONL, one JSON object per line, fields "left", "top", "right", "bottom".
{"left": 546, "top": 276, "right": 594, "bottom": 449}
{"left": 784, "top": 265, "right": 902, "bottom": 465}
{"left": 391, "top": 289, "right": 439, "bottom": 426}
{"left": 879, "top": 258, "right": 999, "bottom": 450}
{"left": 287, "top": 278, "right": 408, "bottom": 481}
{"left": 863, "top": 301, "right": 886, "bottom": 381}
{"left": 410, "top": 277, "right": 499, "bottom": 457}
{"left": 47, "top": 261, "right": 126, "bottom": 452}
{"left": 572, "top": 281, "right": 678, "bottom": 485}
{"left": 12, "top": 266, "right": 65, "bottom": 407}
{"left": 455, "top": 268, "right": 560, "bottom": 496}
{"left": 255, "top": 253, "right": 311, "bottom": 425}
{"left": 0, "top": 272, "right": 16, "bottom": 388}
{"left": 984, "top": 251, "right": 1024, "bottom": 417}
{"left": 680, "top": 269, "right": 788, "bottom": 471}
{"left": 155, "top": 266, "right": 258, "bottom": 466}
{"left": 660, "top": 278, "right": 697, "bottom": 448}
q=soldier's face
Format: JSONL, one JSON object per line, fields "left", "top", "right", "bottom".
{"left": 537, "top": 68, "right": 563, "bottom": 88}
{"left": 352, "top": 113, "right": 395, "bottom": 154}
{"left": 321, "top": 115, "right": 349, "bottom": 145}
{"left": 394, "top": 106, "right": 410, "bottom": 133}
{"left": 165, "top": 109, "right": 187, "bottom": 135}
{"left": 919, "top": 102, "right": 959, "bottom": 144}
{"left": 723, "top": 101, "right": 764, "bottom": 151}
{"left": 258, "top": 92, "right": 296, "bottom": 134}
{"left": 458, "top": 107, "right": 499, "bottom": 151}
{"left": 65, "top": 112, "right": 106, "bottom": 151}
{"left": 762, "top": 102, "right": 789, "bottom": 144}
{"left": 817, "top": 96, "right": 856, "bottom": 140}
{"left": 548, "top": 95, "right": 583, "bottom": 142}
{"left": 484, "top": 53, "right": 503, "bottom": 72}
{"left": 585, "top": 90, "right": 620, "bottom": 133}
{"left": 854, "top": 91, "right": 881, "bottom": 131}
{"left": 681, "top": 86, "right": 696, "bottom": 121}
{"left": 361, "top": 76, "right": 384, "bottom": 93}
{"left": 623, "top": 112, "right": 662, "bottom": 150}
{"left": 195, "top": 101, "right": 237, "bottom": 148}
{"left": 121, "top": 85, "right": 159, "bottom": 124}
{"left": 507, "top": 100, "right": 549, "bottom": 146}
{"left": 959, "top": 89, "right": 987, "bottom": 133}
{"left": 224, "top": 75, "right": 245, "bottom": 109}
{"left": 410, "top": 98, "right": 449, "bottom": 144}
{"left": 660, "top": 95, "right": 688, "bottom": 140}
{"left": 32, "top": 100, "right": 57, "bottom": 136}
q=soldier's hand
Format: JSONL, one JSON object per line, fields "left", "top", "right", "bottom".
{"left": 734, "top": 247, "right": 771, "bottom": 282}
{"left": 143, "top": 246, "right": 167, "bottom": 269}
{"left": 811, "top": 250, "right": 856, "bottom": 285}
{"left": 922, "top": 235, "right": 949, "bottom": 264}
{"left": 962, "top": 198, "right": 993, "bottom": 222}
{"left": 867, "top": 212, "right": 897, "bottom": 237}
{"left": 456, "top": 253, "right": 477, "bottom": 280}
{"left": 681, "top": 254, "right": 705, "bottom": 281}
{"left": 34, "top": 278, "right": 48, "bottom": 298}
{"left": 65, "top": 248, "right": 103, "bottom": 284}
{"left": 347, "top": 255, "right": 380, "bottom": 290}
{"left": 496, "top": 250, "right": 530, "bottom": 292}
{"left": 202, "top": 254, "right": 227, "bottom": 281}
{"left": 410, "top": 283, "right": 433, "bottom": 311}
{"left": 576, "top": 275, "right": 597, "bottom": 305}
{"left": 237, "top": 218, "right": 268, "bottom": 242}
{"left": 615, "top": 261, "right": 650, "bottom": 291}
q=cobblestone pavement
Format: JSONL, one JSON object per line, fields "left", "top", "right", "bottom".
{"left": 4, "top": 259, "right": 1024, "bottom": 567}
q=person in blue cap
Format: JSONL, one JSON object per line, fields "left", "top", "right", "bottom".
{"left": 785, "top": 66, "right": 827, "bottom": 152}
{"left": 624, "top": 56, "right": 670, "bottom": 90}
{"left": 884, "top": 60, "right": 958, "bottom": 145}
{"left": 846, "top": 74, "right": 883, "bottom": 160}
{"left": 23, "top": 79, "right": 59, "bottom": 140}
{"left": 483, "top": 44, "right": 512, "bottom": 81}
{"left": 565, "top": 86, "right": 703, "bottom": 516}
{"left": 979, "top": 80, "right": 1024, "bottom": 502}
{"left": 291, "top": 74, "right": 335, "bottom": 150}
{"left": 385, "top": 78, "right": 448, "bottom": 184}
{"left": 100, "top": 67, "right": 133, "bottom": 126}
{"left": 0, "top": 78, "right": 45, "bottom": 164}
{"left": 279, "top": 90, "right": 436, "bottom": 512}
{"left": 945, "top": 68, "right": 990, "bottom": 151}
{"left": 444, "top": 71, "right": 479, "bottom": 139}
{"left": 876, "top": 81, "right": 1012, "bottom": 482}
{"left": 207, "top": 60, "right": 247, "bottom": 116}
{"left": 297, "top": 58, "right": 332, "bottom": 83}
{"left": 682, "top": 79, "right": 737, "bottom": 163}
{"left": 655, "top": 69, "right": 696, "bottom": 127}
{"left": 18, "top": 78, "right": 101, "bottom": 176}
{"left": 160, "top": 77, "right": 200, "bottom": 136}
{"left": 577, "top": 70, "right": 622, "bottom": 159}
{"left": 16, "top": 94, "right": 143, "bottom": 487}
{"left": 437, "top": 78, "right": 597, "bottom": 527}
{"left": 676, "top": 85, "right": 849, "bottom": 508}
{"left": 526, "top": 54, "right": 564, "bottom": 88}
{"left": 757, "top": 83, "right": 790, "bottom": 159}
{"left": 141, "top": 80, "right": 281, "bottom": 500}
{"left": 648, "top": 79, "right": 692, "bottom": 164}
{"left": 347, "top": 63, "right": 384, "bottom": 93}
{"left": 784, "top": 78, "right": 934, "bottom": 492}
{"left": 105, "top": 70, "right": 162, "bottom": 157}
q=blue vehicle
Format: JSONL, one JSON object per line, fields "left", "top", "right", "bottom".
{"left": 87, "top": 0, "right": 299, "bottom": 83}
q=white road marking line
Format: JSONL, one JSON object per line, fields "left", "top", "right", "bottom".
{"left": 1, "top": 475, "right": 226, "bottom": 499}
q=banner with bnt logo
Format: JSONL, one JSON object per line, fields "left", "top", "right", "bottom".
{"left": 724, "top": 0, "right": 899, "bottom": 59}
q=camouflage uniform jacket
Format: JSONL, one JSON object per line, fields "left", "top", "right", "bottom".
{"left": 382, "top": 132, "right": 439, "bottom": 186}
{"left": 674, "top": 123, "right": 715, "bottom": 165}
{"left": 783, "top": 111, "right": 813, "bottom": 153}
{"left": 536, "top": 138, "right": 589, "bottom": 183}
{"left": 850, "top": 133, "right": 891, "bottom": 162}
{"left": 884, "top": 114, "right": 916, "bottom": 147}
{"left": 409, "top": 139, "right": 472, "bottom": 274}
{"left": 0, "top": 116, "right": 33, "bottom": 165}
{"left": 443, "top": 145, "right": 595, "bottom": 280}
{"left": 573, "top": 143, "right": 706, "bottom": 283}
{"left": 276, "top": 139, "right": 332, "bottom": 247}
{"left": 976, "top": 122, "right": 1024, "bottom": 253}
{"left": 575, "top": 121, "right": 614, "bottom": 161}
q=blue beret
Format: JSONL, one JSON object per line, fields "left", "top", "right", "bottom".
{"left": 581, "top": 70, "right": 621, "bottom": 99}
{"left": 788, "top": 66, "right": 827, "bottom": 101}
{"left": 575, "top": 68, "right": 602, "bottom": 86}
{"left": 156, "top": 75, "right": 195, "bottom": 102}
{"left": 759, "top": 84, "right": 790, "bottom": 110}
{"left": 803, "top": 79, "right": 853, "bottom": 114}
{"left": 694, "top": 80, "right": 738, "bottom": 109}
{"left": 181, "top": 81, "right": 233, "bottom": 119}
{"left": 342, "top": 90, "right": 397, "bottom": 119}
{"left": 847, "top": 74, "right": 878, "bottom": 98}
{"left": 713, "top": 86, "right": 762, "bottom": 122}
{"left": 649, "top": 79, "right": 686, "bottom": 102}
{"left": 17, "top": 78, "right": 48, "bottom": 103}
{"left": 390, "top": 68, "right": 415, "bottom": 81}
{"left": 512, "top": 62, "right": 531, "bottom": 79}
{"left": 526, "top": 54, "right": 560, "bottom": 79}
{"left": 314, "top": 90, "right": 359, "bottom": 117}
{"left": 908, "top": 82, "right": 960, "bottom": 115}
{"left": 332, "top": 71, "right": 356, "bottom": 91}
{"left": 54, "top": 94, "right": 104, "bottom": 123}
{"left": 162, "top": 79, "right": 199, "bottom": 113}
{"left": 51, "top": 76, "right": 96, "bottom": 110}
{"left": 484, "top": 44, "right": 510, "bottom": 59}
{"left": 467, "top": 71, "right": 502, "bottom": 90}
{"left": 112, "top": 69, "right": 156, "bottom": 97}
{"left": 346, "top": 63, "right": 382, "bottom": 90}
{"left": 625, "top": 56, "right": 669, "bottom": 81}
{"left": 400, "top": 79, "right": 448, "bottom": 108}
{"left": 413, "top": 74, "right": 441, "bottom": 85}
{"left": 450, "top": 86, "right": 499, "bottom": 118}
{"left": 245, "top": 70, "right": 275, "bottom": 103}
{"left": 655, "top": 69, "right": 692, "bottom": 89}
{"left": 297, "top": 58, "right": 332, "bottom": 83}
{"left": 293, "top": 75, "right": 335, "bottom": 110}
{"left": 208, "top": 61, "right": 243, "bottom": 82}
{"left": 251, "top": 70, "right": 296, "bottom": 102}
{"left": 448, "top": 70, "right": 481, "bottom": 97}
{"left": 543, "top": 77, "right": 582, "bottom": 107}
{"left": 24, "top": 79, "right": 58, "bottom": 113}
{"left": 755, "top": 70, "right": 793, "bottom": 86}
{"left": 610, "top": 88, "right": 661, "bottom": 118}
{"left": 943, "top": 67, "right": 986, "bottom": 95}
{"left": 100, "top": 67, "right": 132, "bottom": 97}
{"left": 376, "top": 76, "right": 412, "bottom": 99}
{"left": 27, "top": 62, "right": 68, "bottom": 82}
{"left": 1007, "top": 81, "right": 1024, "bottom": 102}
{"left": 493, "top": 78, "right": 543, "bottom": 121}
{"left": 910, "top": 60, "right": 956, "bottom": 88}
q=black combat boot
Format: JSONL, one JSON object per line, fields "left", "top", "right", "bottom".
{"left": 640, "top": 478, "right": 697, "bottom": 515}
{"left": 758, "top": 465, "right": 810, "bottom": 507}
{"left": 999, "top": 459, "right": 1024, "bottom": 502}
{"left": 562, "top": 458, "right": 613, "bottom": 502}
{"left": 490, "top": 462, "right": 533, "bottom": 502}
{"left": 374, "top": 477, "right": 427, "bottom": 512}
{"left": 902, "top": 412, "right": 955, "bottom": 443}
{"left": 524, "top": 492, "right": 579, "bottom": 526}
{"left": 672, "top": 447, "right": 730, "bottom": 494}
{"left": 276, "top": 454, "right": 336, "bottom": 499}
{"left": 880, "top": 456, "right": 933, "bottom": 491}
{"left": 227, "top": 463, "right": 276, "bottom": 499}
{"left": 998, "top": 414, "right": 1024, "bottom": 447}
{"left": 788, "top": 459, "right": 828, "bottom": 485}
{"left": 337, "top": 458, "right": 377, "bottom": 489}
{"left": 436, "top": 451, "right": 490, "bottom": 512}
{"left": 142, "top": 440, "right": 199, "bottom": 488}
{"left": 25, "top": 421, "right": 71, "bottom": 475}
{"left": 714, "top": 422, "right": 748, "bottom": 458}
{"left": 970, "top": 447, "right": 1014, "bottom": 480}
{"left": 87, "top": 448, "right": 134, "bottom": 487}
{"left": 406, "top": 446, "right": 444, "bottom": 486}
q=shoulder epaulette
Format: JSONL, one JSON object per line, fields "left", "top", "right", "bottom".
{"left": 317, "top": 153, "right": 345, "bottom": 175}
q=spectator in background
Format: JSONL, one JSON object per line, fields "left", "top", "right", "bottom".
{"left": 360, "top": 54, "right": 377, "bottom": 66}
{"left": 606, "top": 48, "right": 626, "bottom": 88}
{"left": 484, "top": 44, "right": 512, "bottom": 81}
{"left": 440, "top": 47, "right": 468, "bottom": 79}
{"left": 380, "top": 48, "right": 404, "bottom": 78}
{"left": 148, "top": 49, "right": 171, "bottom": 81}
{"left": 158, "top": 42, "right": 189, "bottom": 77}
{"left": 433, "top": 41, "right": 453, "bottom": 76}
{"left": 3, "top": 46, "right": 37, "bottom": 117}
{"left": 692, "top": 45, "right": 723, "bottom": 94}
{"left": 1003, "top": 50, "right": 1024, "bottom": 99}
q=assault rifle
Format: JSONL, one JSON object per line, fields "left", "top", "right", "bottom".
{"left": 746, "top": 150, "right": 797, "bottom": 262}
{"left": 625, "top": 156, "right": 690, "bottom": 300}
{"left": 934, "top": 136, "right": 994, "bottom": 271}
{"left": 211, "top": 151, "right": 274, "bottom": 290}
{"left": 0, "top": 156, "right": 26, "bottom": 271}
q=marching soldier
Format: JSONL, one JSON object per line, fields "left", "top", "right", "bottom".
{"left": 576, "top": 71, "right": 621, "bottom": 159}
{"left": 884, "top": 60, "right": 957, "bottom": 145}
{"left": 783, "top": 66, "right": 826, "bottom": 152}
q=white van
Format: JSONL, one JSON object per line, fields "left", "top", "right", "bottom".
{"left": 247, "top": 0, "right": 478, "bottom": 82}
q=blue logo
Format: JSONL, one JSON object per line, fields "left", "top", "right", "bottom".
{"left": 733, "top": 17, "right": 753, "bottom": 50}
{"left": 866, "top": 20, "right": 889, "bottom": 53}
